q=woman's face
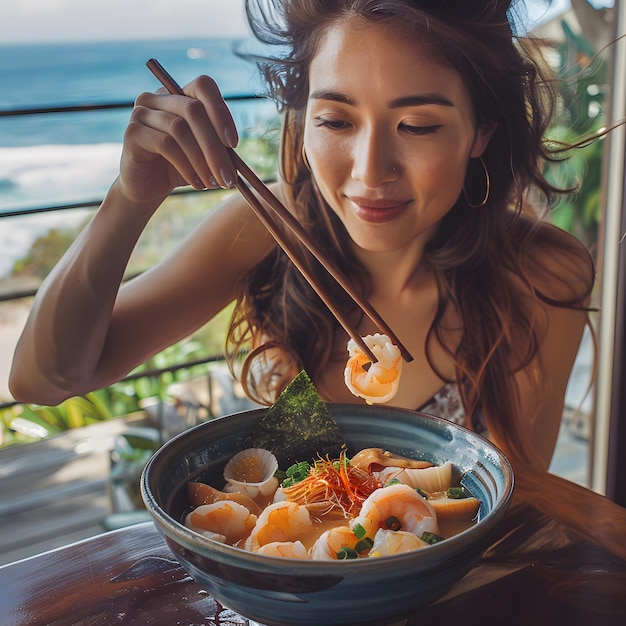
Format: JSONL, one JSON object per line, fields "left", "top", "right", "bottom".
{"left": 303, "top": 17, "right": 492, "bottom": 254}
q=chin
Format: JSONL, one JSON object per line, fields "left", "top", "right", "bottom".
{"left": 347, "top": 228, "right": 419, "bottom": 254}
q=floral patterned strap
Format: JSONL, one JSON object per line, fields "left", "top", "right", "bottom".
{"left": 418, "top": 381, "right": 486, "bottom": 435}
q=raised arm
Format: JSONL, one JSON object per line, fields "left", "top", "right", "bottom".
{"left": 9, "top": 76, "right": 276, "bottom": 405}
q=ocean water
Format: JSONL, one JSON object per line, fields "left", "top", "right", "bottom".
{"left": 0, "top": 38, "right": 276, "bottom": 277}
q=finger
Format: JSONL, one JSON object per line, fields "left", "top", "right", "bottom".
{"left": 126, "top": 107, "right": 220, "bottom": 191}
{"left": 131, "top": 100, "right": 222, "bottom": 189}
{"left": 186, "top": 74, "right": 239, "bottom": 149}
{"left": 136, "top": 88, "right": 236, "bottom": 188}
{"left": 184, "top": 76, "right": 238, "bottom": 187}
{"left": 171, "top": 94, "right": 236, "bottom": 188}
{"left": 124, "top": 120, "right": 203, "bottom": 191}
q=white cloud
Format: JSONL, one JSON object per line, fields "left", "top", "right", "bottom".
{"left": 14, "top": 0, "right": 70, "bottom": 16}
{"left": 0, "top": 0, "right": 250, "bottom": 43}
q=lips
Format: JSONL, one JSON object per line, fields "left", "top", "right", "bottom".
{"left": 348, "top": 196, "right": 411, "bottom": 224}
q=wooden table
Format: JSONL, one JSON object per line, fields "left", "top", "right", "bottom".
{"left": 2, "top": 473, "right": 625, "bottom": 626}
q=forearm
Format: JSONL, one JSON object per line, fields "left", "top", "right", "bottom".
{"left": 9, "top": 181, "right": 162, "bottom": 404}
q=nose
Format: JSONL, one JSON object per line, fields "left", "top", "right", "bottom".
{"left": 350, "top": 126, "right": 400, "bottom": 188}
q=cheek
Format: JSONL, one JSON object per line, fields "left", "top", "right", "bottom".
{"left": 413, "top": 150, "right": 467, "bottom": 200}
{"left": 307, "top": 132, "right": 345, "bottom": 169}
{"left": 306, "top": 137, "right": 348, "bottom": 198}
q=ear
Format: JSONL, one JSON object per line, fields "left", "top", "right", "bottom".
{"left": 470, "top": 120, "right": 497, "bottom": 158}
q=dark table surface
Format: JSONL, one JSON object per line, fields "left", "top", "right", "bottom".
{"left": 2, "top": 469, "right": 626, "bottom": 626}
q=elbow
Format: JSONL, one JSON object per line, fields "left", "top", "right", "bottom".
{"left": 8, "top": 371, "right": 72, "bottom": 407}
{"left": 9, "top": 353, "right": 120, "bottom": 406}
{"left": 8, "top": 356, "right": 76, "bottom": 407}
{"left": 8, "top": 357, "right": 33, "bottom": 404}
{"left": 9, "top": 321, "right": 107, "bottom": 406}
{"left": 9, "top": 332, "right": 125, "bottom": 406}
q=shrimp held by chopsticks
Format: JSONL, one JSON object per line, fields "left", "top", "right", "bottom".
{"left": 344, "top": 333, "right": 402, "bottom": 404}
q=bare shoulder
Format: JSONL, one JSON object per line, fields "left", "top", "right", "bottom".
{"left": 522, "top": 221, "right": 594, "bottom": 306}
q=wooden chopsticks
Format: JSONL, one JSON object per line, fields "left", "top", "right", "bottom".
{"left": 146, "top": 58, "right": 413, "bottom": 364}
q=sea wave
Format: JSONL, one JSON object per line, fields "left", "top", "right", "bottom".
{"left": 0, "top": 143, "right": 123, "bottom": 211}
{"left": 0, "top": 143, "right": 122, "bottom": 278}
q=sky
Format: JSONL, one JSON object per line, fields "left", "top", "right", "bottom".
{"left": 0, "top": 0, "right": 251, "bottom": 43}
{"left": 0, "top": 0, "right": 615, "bottom": 44}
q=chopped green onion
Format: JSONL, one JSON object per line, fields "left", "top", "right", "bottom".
{"left": 289, "top": 461, "right": 311, "bottom": 477}
{"left": 421, "top": 531, "right": 444, "bottom": 545}
{"left": 385, "top": 478, "right": 402, "bottom": 487}
{"left": 282, "top": 461, "right": 311, "bottom": 487}
{"left": 446, "top": 487, "right": 466, "bottom": 499}
{"left": 384, "top": 516, "right": 402, "bottom": 531}
{"left": 355, "top": 537, "right": 374, "bottom": 554}
{"left": 337, "top": 547, "right": 358, "bottom": 560}
{"left": 414, "top": 487, "right": 429, "bottom": 499}
{"left": 352, "top": 523, "right": 367, "bottom": 539}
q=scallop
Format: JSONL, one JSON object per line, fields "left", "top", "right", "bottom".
{"left": 223, "top": 448, "right": 279, "bottom": 500}
{"left": 380, "top": 461, "right": 453, "bottom": 493}
{"left": 350, "top": 448, "right": 433, "bottom": 472}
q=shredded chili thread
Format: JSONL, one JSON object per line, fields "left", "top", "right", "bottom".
{"left": 282, "top": 450, "right": 381, "bottom": 516}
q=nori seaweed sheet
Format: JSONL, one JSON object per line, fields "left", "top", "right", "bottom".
{"left": 242, "top": 371, "right": 344, "bottom": 468}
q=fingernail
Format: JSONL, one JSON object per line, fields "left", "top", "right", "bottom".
{"left": 220, "top": 168, "right": 234, "bottom": 189}
{"left": 209, "top": 175, "right": 219, "bottom": 188}
{"left": 224, "top": 127, "right": 238, "bottom": 148}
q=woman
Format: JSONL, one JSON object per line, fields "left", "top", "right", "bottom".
{"left": 9, "top": 0, "right": 594, "bottom": 473}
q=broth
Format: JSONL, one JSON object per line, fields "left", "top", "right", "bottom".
{"left": 180, "top": 448, "right": 478, "bottom": 551}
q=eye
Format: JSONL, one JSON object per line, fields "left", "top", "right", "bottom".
{"left": 314, "top": 116, "right": 350, "bottom": 130}
{"left": 401, "top": 123, "right": 442, "bottom": 136}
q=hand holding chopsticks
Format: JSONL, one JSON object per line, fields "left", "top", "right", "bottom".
{"left": 146, "top": 58, "right": 413, "bottom": 364}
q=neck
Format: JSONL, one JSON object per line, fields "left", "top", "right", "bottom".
{"left": 352, "top": 241, "right": 429, "bottom": 298}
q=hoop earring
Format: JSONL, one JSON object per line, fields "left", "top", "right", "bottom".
{"left": 463, "top": 156, "right": 490, "bottom": 208}
{"left": 301, "top": 144, "right": 311, "bottom": 172}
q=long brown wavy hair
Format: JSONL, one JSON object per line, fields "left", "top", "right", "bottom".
{"left": 226, "top": 0, "right": 595, "bottom": 468}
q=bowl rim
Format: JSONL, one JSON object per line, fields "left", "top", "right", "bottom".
{"left": 141, "top": 403, "right": 514, "bottom": 571}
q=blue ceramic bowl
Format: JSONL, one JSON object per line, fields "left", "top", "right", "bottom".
{"left": 141, "top": 404, "right": 514, "bottom": 626}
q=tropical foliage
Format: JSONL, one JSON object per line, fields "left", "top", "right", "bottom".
{"left": 545, "top": 20, "right": 608, "bottom": 252}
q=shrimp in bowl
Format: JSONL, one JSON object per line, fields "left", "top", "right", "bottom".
{"left": 344, "top": 333, "right": 402, "bottom": 404}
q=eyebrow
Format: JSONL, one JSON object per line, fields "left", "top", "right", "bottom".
{"left": 309, "top": 89, "right": 454, "bottom": 108}
{"left": 389, "top": 94, "right": 454, "bottom": 108}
